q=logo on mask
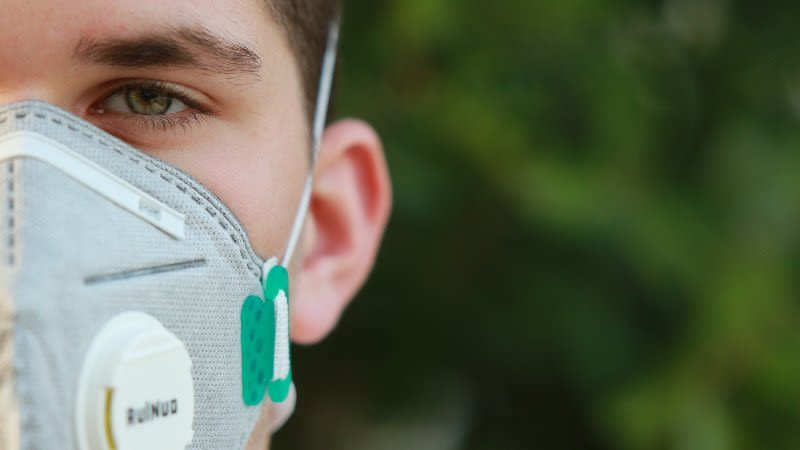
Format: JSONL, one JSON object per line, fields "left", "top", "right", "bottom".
{"left": 126, "top": 399, "right": 179, "bottom": 426}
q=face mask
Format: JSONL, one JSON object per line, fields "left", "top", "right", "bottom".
{"left": 0, "top": 19, "right": 339, "bottom": 450}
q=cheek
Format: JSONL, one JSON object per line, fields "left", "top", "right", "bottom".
{"left": 149, "top": 123, "right": 309, "bottom": 259}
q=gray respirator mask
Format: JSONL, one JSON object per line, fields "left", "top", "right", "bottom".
{"left": 0, "top": 20, "right": 339, "bottom": 450}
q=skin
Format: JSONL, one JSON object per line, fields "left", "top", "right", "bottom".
{"left": 0, "top": 0, "right": 392, "bottom": 448}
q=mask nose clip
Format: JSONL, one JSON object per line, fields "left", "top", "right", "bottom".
{"left": 0, "top": 128, "right": 186, "bottom": 239}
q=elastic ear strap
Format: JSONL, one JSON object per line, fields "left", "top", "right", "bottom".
{"left": 311, "top": 19, "right": 340, "bottom": 162}
{"left": 281, "top": 19, "right": 341, "bottom": 267}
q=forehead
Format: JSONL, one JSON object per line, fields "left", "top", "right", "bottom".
{"left": 0, "top": 0, "right": 274, "bottom": 62}
{"left": 6, "top": 0, "right": 267, "bottom": 30}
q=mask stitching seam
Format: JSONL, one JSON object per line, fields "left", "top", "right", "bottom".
{"left": 84, "top": 258, "right": 208, "bottom": 284}
{"left": 142, "top": 159, "right": 258, "bottom": 268}
{"left": 5, "top": 161, "right": 14, "bottom": 266}
{"left": 2, "top": 107, "right": 262, "bottom": 279}
{"left": 136, "top": 151, "right": 259, "bottom": 271}
{"left": 95, "top": 136, "right": 262, "bottom": 278}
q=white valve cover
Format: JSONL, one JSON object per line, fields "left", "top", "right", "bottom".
{"left": 76, "top": 312, "right": 194, "bottom": 450}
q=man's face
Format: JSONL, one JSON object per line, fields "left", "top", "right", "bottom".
{"left": 0, "top": 0, "right": 309, "bottom": 260}
{"left": 1, "top": 0, "right": 315, "bottom": 446}
{"left": 1, "top": 1, "right": 392, "bottom": 447}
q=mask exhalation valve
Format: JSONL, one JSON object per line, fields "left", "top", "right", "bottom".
{"left": 75, "top": 312, "right": 195, "bottom": 450}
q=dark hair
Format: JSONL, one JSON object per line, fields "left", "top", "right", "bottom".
{"left": 266, "top": 0, "right": 341, "bottom": 121}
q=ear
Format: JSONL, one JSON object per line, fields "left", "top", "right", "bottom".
{"left": 291, "top": 119, "right": 391, "bottom": 344}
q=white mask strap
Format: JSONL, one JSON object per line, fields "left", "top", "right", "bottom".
{"left": 281, "top": 20, "right": 341, "bottom": 267}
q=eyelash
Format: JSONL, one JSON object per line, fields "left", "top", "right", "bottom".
{"left": 99, "top": 81, "right": 216, "bottom": 132}
{"left": 127, "top": 109, "right": 210, "bottom": 133}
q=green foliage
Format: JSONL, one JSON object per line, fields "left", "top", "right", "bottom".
{"left": 276, "top": 1, "right": 800, "bottom": 449}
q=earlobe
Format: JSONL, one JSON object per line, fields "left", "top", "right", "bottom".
{"left": 291, "top": 119, "right": 391, "bottom": 344}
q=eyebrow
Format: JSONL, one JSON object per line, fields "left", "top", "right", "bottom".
{"left": 74, "top": 26, "right": 262, "bottom": 79}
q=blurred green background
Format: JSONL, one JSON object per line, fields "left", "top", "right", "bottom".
{"left": 277, "top": 1, "right": 800, "bottom": 449}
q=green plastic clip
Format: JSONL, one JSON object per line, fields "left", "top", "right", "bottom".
{"left": 241, "top": 263, "right": 293, "bottom": 405}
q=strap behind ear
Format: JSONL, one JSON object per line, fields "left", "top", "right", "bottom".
{"left": 281, "top": 20, "right": 341, "bottom": 267}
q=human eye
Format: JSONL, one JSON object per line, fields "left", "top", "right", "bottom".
{"left": 88, "top": 80, "right": 217, "bottom": 135}
{"left": 105, "top": 83, "right": 188, "bottom": 116}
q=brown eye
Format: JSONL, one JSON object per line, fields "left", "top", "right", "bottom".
{"left": 126, "top": 87, "right": 173, "bottom": 115}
